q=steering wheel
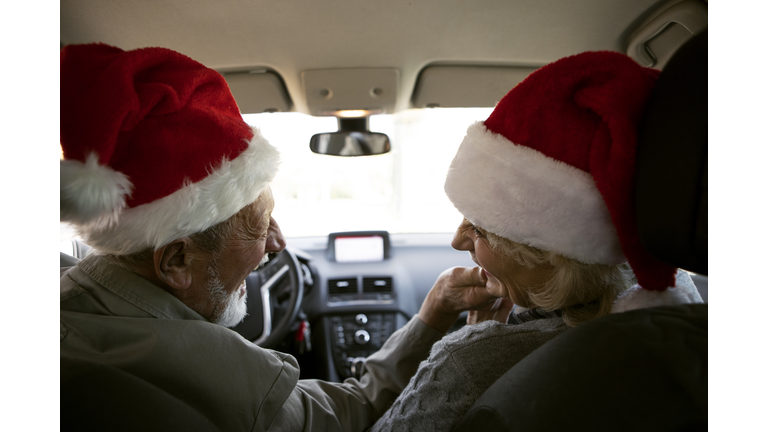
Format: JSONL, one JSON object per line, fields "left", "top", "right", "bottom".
{"left": 231, "top": 248, "right": 304, "bottom": 348}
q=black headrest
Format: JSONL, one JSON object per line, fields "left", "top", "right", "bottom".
{"left": 452, "top": 304, "right": 708, "bottom": 432}
{"left": 635, "top": 31, "right": 708, "bottom": 275}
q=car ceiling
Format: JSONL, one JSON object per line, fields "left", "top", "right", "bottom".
{"left": 60, "top": 0, "right": 667, "bottom": 114}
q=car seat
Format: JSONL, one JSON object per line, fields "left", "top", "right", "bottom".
{"left": 453, "top": 30, "right": 708, "bottom": 432}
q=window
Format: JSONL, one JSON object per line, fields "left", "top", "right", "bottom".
{"left": 243, "top": 108, "right": 493, "bottom": 237}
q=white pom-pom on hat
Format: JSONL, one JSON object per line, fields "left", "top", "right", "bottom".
{"left": 60, "top": 152, "right": 133, "bottom": 228}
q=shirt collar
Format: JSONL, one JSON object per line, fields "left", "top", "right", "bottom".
{"left": 508, "top": 305, "right": 562, "bottom": 325}
{"left": 75, "top": 254, "right": 209, "bottom": 322}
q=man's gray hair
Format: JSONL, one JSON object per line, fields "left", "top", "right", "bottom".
{"left": 103, "top": 199, "right": 262, "bottom": 270}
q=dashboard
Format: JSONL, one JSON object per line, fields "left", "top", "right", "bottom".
{"left": 286, "top": 232, "right": 474, "bottom": 382}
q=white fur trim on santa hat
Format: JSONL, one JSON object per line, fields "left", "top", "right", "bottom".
{"left": 76, "top": 127, "right": 280, "bottom": 255}
{"left": 445, "top": 121, "right": 625, "bottom": 265}
{"left": 612, "top": 270, "right": 704, "bottom": 313}
{"left": 60, "top": 152, "right": 134, "bottom": 228}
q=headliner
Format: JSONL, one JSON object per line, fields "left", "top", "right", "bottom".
{"left": 60, "top": 0, "right": 667, "bottom": 113}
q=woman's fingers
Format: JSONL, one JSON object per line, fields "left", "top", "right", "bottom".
{"left": 419, "top": 266, "right": 499, "bottom": 333}
{"left": 443, "top": 266, "right": 487, "bottom": 292}
{"left": 439, "top": 267, "right": 497, "bottom": 312}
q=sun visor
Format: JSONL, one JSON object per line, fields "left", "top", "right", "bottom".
{"left": 222, "top": 69, "right": 293, "bottom": 114}
{"left": 411, "top": 65, "right": 538, "bottom": 109}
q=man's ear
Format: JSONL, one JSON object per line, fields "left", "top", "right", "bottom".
{"left": 153, "top": 239, "right": 194, "bottom": 290}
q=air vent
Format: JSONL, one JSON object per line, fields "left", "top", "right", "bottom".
{"left": 328, "top": 278, "right": 358, "bottom": 296}
{"left": 363, "top": 277, "right": 392, "bottom": 293}
{"left": 361, "top": 277, "right": 394, "bottom": 302}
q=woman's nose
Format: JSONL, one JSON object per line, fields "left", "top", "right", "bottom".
{"left": 451, "top": 222, "right": 473, "bottom": 251}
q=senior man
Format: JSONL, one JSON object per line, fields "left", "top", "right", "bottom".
{"left": 59, "top": 44, "right": 500, "bottom": 431}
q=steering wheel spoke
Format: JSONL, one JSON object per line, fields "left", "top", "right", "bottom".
{"left": 231, "top": 248, "right": 304, "bottom": 347}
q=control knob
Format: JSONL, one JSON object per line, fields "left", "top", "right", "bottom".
{"left": 354, "top": 329, "right": 370, "bottom": 345}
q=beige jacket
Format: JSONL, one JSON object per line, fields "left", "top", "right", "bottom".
{"left": 60, "top": 255, "right": 443, "bottom": 431}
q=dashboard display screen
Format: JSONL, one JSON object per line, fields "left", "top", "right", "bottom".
{"left": 334, "top": 235, "right": 384, "bottom": 263}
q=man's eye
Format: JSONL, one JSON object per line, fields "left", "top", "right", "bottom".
{"left": 471, "top": 225, "right": 484, "bottom": 237}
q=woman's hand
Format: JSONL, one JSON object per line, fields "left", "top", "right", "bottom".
{"left": 467, "top": 298, "right": 514, "bottom": 325}
{"left": 418, "top": 266, "right": 504, "bottom": 333}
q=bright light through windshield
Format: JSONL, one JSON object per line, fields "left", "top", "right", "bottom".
{"left": 243, "top": 108, "right": 494, "bottom": 238}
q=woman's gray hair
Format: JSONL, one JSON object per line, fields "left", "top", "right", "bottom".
{"left": 484, "top": 230, "right": 635, "bottom": 327}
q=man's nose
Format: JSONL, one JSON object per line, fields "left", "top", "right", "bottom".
{"left": 266, "top": 217, "right": 286, "bottom": 253}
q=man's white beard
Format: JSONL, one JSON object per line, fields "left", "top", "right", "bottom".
{"left": 206, "top": 264, "right": 248, "bottom": 328}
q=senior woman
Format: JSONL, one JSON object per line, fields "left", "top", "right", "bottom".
{"left": 371, "top": 51, "right": 703, "bottom": 432}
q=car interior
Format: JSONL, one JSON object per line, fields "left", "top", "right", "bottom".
{"left": 60, "top": 0, "right": 708, "bottom": 430}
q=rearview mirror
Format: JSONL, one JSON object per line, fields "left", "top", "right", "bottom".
{"left": 310, "top": 131, "right": 391, "bottom": 156}
{"left": 309, "top": 116, "right": 391, "bottom": 157}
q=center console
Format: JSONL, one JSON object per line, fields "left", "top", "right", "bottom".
{"left": 328, "top": 312, "right": 396, "bottom": 379}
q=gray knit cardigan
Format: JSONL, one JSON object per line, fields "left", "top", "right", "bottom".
{"left": 370, "top": 317, "right": 568, "bottom": 432}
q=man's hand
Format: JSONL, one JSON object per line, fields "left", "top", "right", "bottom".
{"left": 467, "top": 298, "right": 514, "bottom": 325}
{"left": 418, "top": 267, "right": 504, "bottom": 333}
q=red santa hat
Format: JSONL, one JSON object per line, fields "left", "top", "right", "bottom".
{"left": 445, "top": 51, "right": 692, "bottom": 300}
{"left": 60, "top": 43, "right": 280, "bottom": 255}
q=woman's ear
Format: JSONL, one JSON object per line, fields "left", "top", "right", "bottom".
{"left": 153, "top": 239, "right": 194, "bottom": 290}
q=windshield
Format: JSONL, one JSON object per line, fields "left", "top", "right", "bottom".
{"left": 244, "top": 108, "right": 493, "bottom": 237}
